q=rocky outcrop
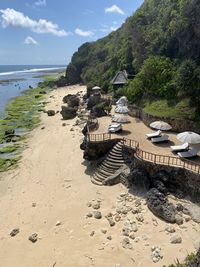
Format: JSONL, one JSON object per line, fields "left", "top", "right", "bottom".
{"left": 147, "top": 188, "right": 177, "bottom": 223}
{"left": 63, "top": 94, "right": 80, "bottom": 108}
{"left": 60, "top": 106, "right": 77, "bottom": 120}
{"left": 55, "top": 76, "right": 68, "bottom": 87}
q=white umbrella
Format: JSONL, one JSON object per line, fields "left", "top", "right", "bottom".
{"left": 177, "top": 131, "right": 200, "bottom": 144}
{"left": 116, "top": 96, "right": 128, "bottom": 106}
{"left": 92, "top": 86, "right": 101, "bottom": 90}
{"left": 112, "top": 114, "right": 130, "bottom": 123}
{"left": 115, "top": 106, "right": 129, "bottom": 114}
{"left": 150, "top": 121, "right": 172, "bottom": 131}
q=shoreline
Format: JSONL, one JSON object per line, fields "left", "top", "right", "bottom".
{"left": 0, "top": 85, "right": 199, "bottom": 266}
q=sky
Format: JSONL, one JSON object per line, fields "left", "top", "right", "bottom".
{"left": 0, "top": 0, "right": 144, "bottom": 65}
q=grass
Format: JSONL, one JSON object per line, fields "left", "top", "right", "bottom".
{"left": 144, "top": 99, "right": 196, "bottom": 120}
{"left": 0, "top": 80, "right": 55, "bottom": 172}
{"left": 164, "top": 251, "right": 199, "bottom": 267}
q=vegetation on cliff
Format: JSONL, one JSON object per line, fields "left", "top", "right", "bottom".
{"left": 65, "top": 0, "right": 200, "bottom": 122}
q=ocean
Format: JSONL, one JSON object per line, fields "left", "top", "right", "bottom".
{"left": 0, "top": 65, "right": 66, "bottom": 114}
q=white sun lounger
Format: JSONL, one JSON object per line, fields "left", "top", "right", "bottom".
{"left": 177, "top": 148, "right": 198, "bottom": 158}
{"left": 170, "top": 142, "right": 189, "bottom": 152}
{"left": 146, "top": 130, "right": 161, "bottom": 139}
{"left": 151, "top": 134, "right": 169, "bottom": 143}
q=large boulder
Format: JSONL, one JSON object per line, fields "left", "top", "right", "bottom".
{"left": 147, "top": 188, "right": 177, "bottom": 223}
{"left": 60, "top": 106, "right": 77, "bottom": 120}
{"left": 130, "top": 168, "right": 150, "bottom": 191}
{"left": 87, "top": 95, "right": 101, "bottom": 109}
{"left": 91, "top": 103, "right": 107, "bottom": 117}
{"left": 55, "top": 76, "right": 68, "bottom": 87}
{"left": 63, "top": 94, "right": 80, "bottom": 108}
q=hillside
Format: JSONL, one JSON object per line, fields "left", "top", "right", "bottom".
{"left": 65, "top": 0, "right": 200, "bottom": 121}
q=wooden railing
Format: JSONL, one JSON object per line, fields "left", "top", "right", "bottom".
{"left": 86, "top": 133, "right": 200, "bottom": 174}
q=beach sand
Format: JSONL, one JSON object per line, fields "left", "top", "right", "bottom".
{"left": 0, "top": 85, "right": 199, "bottom": 267}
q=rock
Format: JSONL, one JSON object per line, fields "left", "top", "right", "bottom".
{"left": 151, "top": 246, "right": 163, "bottom": 263}
{"left": 60, "top": 106, "right": 77, "bottom": 120}
{"left": 176, "top": 203, "right": 184, "bottom": 212}
{"left": 175, "top": 214, "right": 184, "bottom": 225}
{"left": 107, "top": 236, "right": 112, "bottom": 240}
{"left": 10, "top": 228, "right": 19, "bottom": 237}
{"left": 184, "top": 215, "right": 191, "bottom": 222}
{"left": 93, "top": 211, "right": 102, "bottom": 219}
{"left": 122, "top": 228, "right": 130, "bottom": 237}
{"left": 86, "top": 212, "right": 93, "bottom": 218}
{"left": 90, "top": 231, "right": 95, "bottom": 237}
{"left": 32, "top": 202, "right": 37, "bottom": 207}
{"left": 47, "top": 110, "right": 55, "bottom": 116}
{"left": 131, "top": 168, "right": 150, "bottom": 191}
{"left": 136, "top": 214, "right": 144, "bottom": 222}
{"left": 147, "top": 188, "right": 176, "bottom": 223}
{"left": 101, "top": 229, "right": 107, "bottom": 234}
{"left": 165, "top": 224, "right": 176, "bottom": 233}
{"left": 135, "top": 199, "right": 141, "bottom": 207}
{"left": 63, "top": 94, "right": 80, "bottom": 108}
{"left": 170, "top": 234, "right": 182, "bottom": 244}
{"left": 107, "top": 217, "right": 115, "bottom": 227}
{"left": 62, "top": 123, "right": 67, "bottom": 127}
{"left": 55, "top": 221, "right": 61, "bottom": 226}
{"left": 132, "top": 223, "right": 138, "bottom": 232}
{"left": 28, "top": 233, "right": 38, "bottom": 243}
{"left": 114, "top": 215, "right": 121, "bottom": 222}
{"left": 41, "top": 126, "right": 45, "bottom": 130}
{"left": 129, "top": 232, "right": 135, "bottom": 240}
{"left": 122, "top": 238, "right": 133, "bottom": 249}
{"left": 5, "top": 129, "right": 15, "bottom": 136}
{"left": 87, "top": 202, "right": 92, "bottom": 207}
{"left": 92, "top": 202, "right": 100, "bottom": 210}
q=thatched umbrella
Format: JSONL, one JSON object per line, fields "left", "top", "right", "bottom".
{"left": 112, "top": 114, "right": 130, "bottom": 123}
{"left": 150, "top": 121, "right": 172, "bottom": 131}
{"left": 177, "top": 131, "right": 200, "bottom": 144}
{"left": 92, "top": 86, "right": 101, "bottom": 90}
{"left": 115, "top": 105, "right": 129, "bottom": 114}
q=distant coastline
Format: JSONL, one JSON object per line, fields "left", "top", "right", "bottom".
{"left": 0, "top": 65, "right": 66, "bottom": 114}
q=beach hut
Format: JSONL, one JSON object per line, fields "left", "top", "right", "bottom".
{"left": 110, "top": 71, "right": 128, "bottom": 95}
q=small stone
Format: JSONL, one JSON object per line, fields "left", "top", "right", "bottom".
{"left": 70, "top": 128, "right": 74, "bottom": 131}
{"left": 93, "top": 211, "right": 102, "bottom": 219}
{"left": 92, "top": 203, "right": 100, "bottom": 210}
{"left": 122, "top": 228, "right": 129, "bottom": 237}
{"left": 47, "top": 110, "right": 55, "bottom": 116}
{"left": 62, "top": 123, "right": 67, "bottom": 127}
{"left": 90, "top": 231, "right": 95, "bottom": 237}
{"left": 101, "top": 229, "right": 107, "bottom": 234}
{"left": 122, "top": 237, "right": 132, "bottom": 249}
{"left": 32, "top": 202, "right": 37, "bottom": 207}
{"left": 55, "top": 221, "right": 61, "bottom": 226}
{"left": 120, "top": 193, "right": 127, "bottom": 197}
{"left": 107, "top": 235, "right": 112, "bottom": 240}
{"left": 136, "top": 214, "right": 144, "bottom": 222}
{"left": 135, "top": 199, "right": 141, "bottom": 207}
{"left": 87, "top": 202, "right": 92, "bottom": 207}
{"left": 184, "top": 215, "right": 191, "bottom": 222}
{"left": 165, "top": 224, "right": 176, "bottom": 233}
{"left": 170, "top": 234, "right": 182, "bottom": 244}
{"left": 29, "top": 233, "right": 38, "bottom": 243}
{"left": 114, "top": 215, "right": 121, "bottom": 222}
{"left": 10, "top": 228, "right": 19, "bottom": 237}
{"left": 41, "top": 126, "right": 45, "bottom": 130}
{"left": 175, "top": 214, "right": 184, "bottom": 225}
{"left": 132, "top": 223, "right": 138, "bottom": 232}
{"left": 86, "top": 212, "right": 93, "bottom": 218}
{"left": 129, "top": 232, "right": 135, "bottom": 240}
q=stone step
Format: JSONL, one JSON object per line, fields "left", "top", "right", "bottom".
{"left": 96, "top": 171, "right": 107, "bottom": 179}
{"left": 91, "top": 177, "right": 103, "bottom": 186}
{"left": 109, "top": 150, "right": 123, "bottom": 157}
{"left": 102, "top": 161, "right": 122, "bottom": 169}
{"left": 93, "top": 173, "right": 105, "bottom": 183}
{"left": 106, "top": 157, "right": 124, "bottom": 164}
{"left": 97, "top": 168, "right": 115, "bottom": 177}
{"left": 99, "top": 165, "right": 116, "bottom": 174}
{"left": 107, "top": 153, "right": 124, "bottom": 160}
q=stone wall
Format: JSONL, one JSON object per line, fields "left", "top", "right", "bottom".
{"left": 128, "top": 105, "right": 200, "bottom": 133}
{"left": 132, "top": 156, "right": 200, "bottom": 203}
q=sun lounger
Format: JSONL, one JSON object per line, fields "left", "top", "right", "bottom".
{"left": 177, "top": 148, "right": 198, "bottom": 158}
{"left": 108, "top": 123, "right": 122, "bottom": 133}
{"left": 146, "top": 130, "right": 162, "bottom": 139}
{"left": 170, "top": 142, "right": 189, "bottom": 152}
{"left": 151, "top": 134, "right": 169, "bottom": 143}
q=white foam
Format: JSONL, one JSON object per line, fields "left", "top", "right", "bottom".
{"left": 0, "top": 67, "right": 65, "bottom": 76}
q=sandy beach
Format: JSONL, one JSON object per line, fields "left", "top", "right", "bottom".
{"left": 0, "top": 85, "right": 199, "bottom": 267}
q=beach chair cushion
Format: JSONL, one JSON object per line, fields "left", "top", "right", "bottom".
{"left": 170, "top": 142, "right": 189, "bottom": 152}
{"left": 146, "top": 130, "right": 162, "bottom": 139}
{"left": 177, "top": 148, "right": 198, "bottom": 158}
{"left": 151, "top": 134, "right": 169, "bottom": 143}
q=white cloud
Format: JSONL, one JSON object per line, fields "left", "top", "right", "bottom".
{"left": 75, "top": 28, "right": 94, "bottom": 37}
{"left": 105, "top": 5, "right": 125, "bottom": 15}
{"left": 34, "top": 0, "right": 46, "bottom": 6}
{"left": 0, "top": 8, "right": 68, "bottom": 37}
{"left": 24, "top": 36, "right": 38, "bottom": 45}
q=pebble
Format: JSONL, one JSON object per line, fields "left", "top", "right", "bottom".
{"left": 86, "top": 212, "right": 93, "bottom": 218}
{"left": 170, "top": 234, "right": 182, "bottom": 244}
{"left": 90, "top": 231, "right": 95, "bottom": 237}
{"left": 92, "top": 203, "right": 101, "bottom": 210}
{"left": 175, "top": 214, "right": 184, "bottom": 225}
{"left": 165, "top": 224, "right": 176, "bottom": 233}
{"left": 93, "top": 211, "right": 102, "bottom": 219}
{"left": 136, "top": 214, "right": 144, "bottom": 222}
{"left": 151, "top": 246, "right": 163, "bottom": 262}
{"left": 29, "top": 233, "right": 38, "bottom": 243}
{"left": 55, "top": 221, "right": 61, "bottom": 226}
{"left": 87, "top": 202, "right": 92, "bottom": 207}
{"left": 10, "top": 228, "right": 19, "bottom": 237}
{"left": 101, "top": 229, "right": 107, "bottom": 234}
{"left": 122, "top": 238, "right": 133, "bottom": 250}
{"left": 107, "top": 236, "right": 112, "bottom": 240}
{"left": 129, "top": 232, "right": 135, "bottom": 240}
{"left": 32, "top": 202, "right": 37, "bottom": 207}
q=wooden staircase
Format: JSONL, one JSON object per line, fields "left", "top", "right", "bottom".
{"left": 91, "top": 141, "right": 125, "bottom": 186}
